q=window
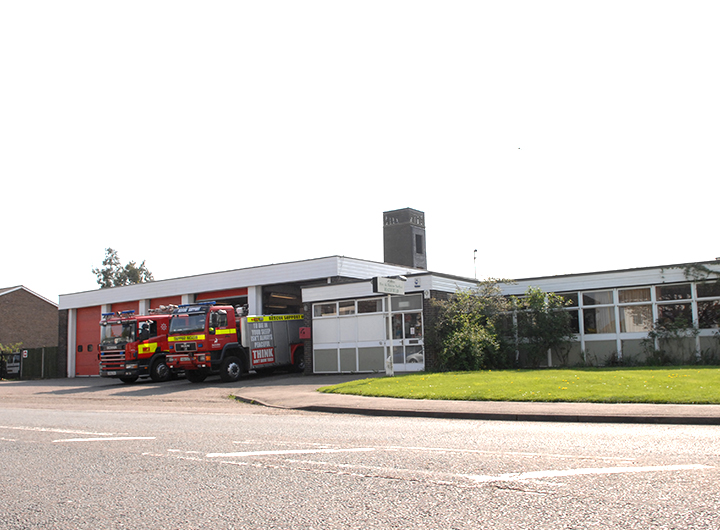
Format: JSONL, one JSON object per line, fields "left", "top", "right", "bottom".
{"left": 415, "top": 234, "right": 424, "bottom": 254}
{"left": 583, "top": 291, "right": 613, "bottom": 305}
{"left": 358, "top": 299, "right": 383, "bottom": 314}
{"left": 557, "top": 292, "right": 578, "bottom": 307}
{"left": 619, "top": 288, "right": 651, "bottom": 303}
{"left": 404, "top": 313, "right": 423, "bottom": 338}
{"left": 557, "top": 293, "right": 579, "bottom": 333}
{"left": 392, "top": 294, "right": 422, "bottom": 311}
{"left": 313, "top": 303, "right": 337, "bottom": 317}
{"left": 619, "top": 305, "right": 653, "bottom": 332}
{"left": 583, "top": 307, "right": 616, "bottom": 334}
{"left": 656, "top": 284, "right": 691, "bottom": 301}
{"left": 339, "top": 301, "right": 356, "bottom": 315}
{"left": 657, "top": 303, "right": 692, "bottom": 324}
{"left": 698, "top": 301, "right": 720, "bottom": 328}
{"left": 568, "top": 310, "right": 580, "bottom": 333}
{"left": 697, "top": 282, "right": 720, "bottom": 298}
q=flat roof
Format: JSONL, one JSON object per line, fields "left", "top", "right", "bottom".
{"left": 58, "top": 256, "right": 427, "bottom": 310}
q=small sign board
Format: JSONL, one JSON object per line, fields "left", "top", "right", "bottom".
{"left": 373, "top": 276, "right": 406, "bottom": 295}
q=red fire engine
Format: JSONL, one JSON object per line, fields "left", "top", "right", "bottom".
{"left": 98, "top": 308, "right": 174, "bottom": 384}
{"left": 165, "top": 302, "right": 305, "bottom": 383}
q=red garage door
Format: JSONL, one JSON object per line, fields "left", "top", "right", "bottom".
{"left": 75, "top": 306, "right": 101, "bottom": 376}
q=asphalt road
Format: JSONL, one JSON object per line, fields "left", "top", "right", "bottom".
{"left": 1, "top": 376, "right": 719, "bottom": 529}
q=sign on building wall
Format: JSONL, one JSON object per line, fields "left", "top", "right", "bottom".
{"left": 373, "top": 276, "right": 406, "bottom": 295}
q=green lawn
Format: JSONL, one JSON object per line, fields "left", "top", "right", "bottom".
{"left": 318, "top": 367, "right": 720, "bottom": 404}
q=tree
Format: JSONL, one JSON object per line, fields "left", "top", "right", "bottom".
{"left": 511, "top": 287, "right": 575, "bottom": 367}
{"left": 427, "top": 280, "right": 513, "bottom": 371}
{"left": 92, "top": 248, "right": 154, "bottom": 288}
{"left": 0, "top": 342, "right": 22, "bottom": 354}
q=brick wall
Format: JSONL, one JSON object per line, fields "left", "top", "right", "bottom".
{"left": 0, "top": 289, "right": 58, "bottom": 349}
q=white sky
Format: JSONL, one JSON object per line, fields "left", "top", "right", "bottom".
{"left": 2, "top": 1, "right": 719, "bottom": 304}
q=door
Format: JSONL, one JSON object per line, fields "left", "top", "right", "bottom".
{"left": 389, "top": 311, "right": 424, "bottom": 372}
{"left": 75, "top": 306, "right": 102, "bottom": 376}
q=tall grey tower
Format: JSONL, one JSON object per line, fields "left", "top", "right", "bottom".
{"left": 383, "top": 208, "right": 427, "bottom": 269}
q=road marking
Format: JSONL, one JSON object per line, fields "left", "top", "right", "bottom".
{"left": 0, "top": 425, "right": 118, "bottom": 436}
{"left": 389, "top": 445, "right": 635, "bottom": 463}
{"left": 53, "top": 437, "right": 156, "bottom": 443}
{"left": 465, "top": 464, "right": 713, "bottom": 482}
{"left": 206, "top": 447, "right": 375, "bottom": 458}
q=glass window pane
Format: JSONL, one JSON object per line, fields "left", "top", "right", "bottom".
{"left": 657, "top": 303, "right": 692, "bottom": 324}
{"left": 583, "top": 307, "right": 616, "bottom": 334}
{"left": 392, "top": 314, "right": 403, "bottom": 339}
{"left": 404, "top": 313, "right": 423, "bottom": 338}
{"left": 656, "top": 284, "right": 691, "bottom": 301}
{"left": 619, "top": 305, "right": 653, "bottom": 332}
{"left": 358, "top": 299, "right": 383, "bottom": 314}
{"left": 698, "top": 301, "right": 720, "bottom": 329}
{"left": 568, "top": 309, "right": 580, "bottom": 334}
{"left": 697, "top": 282, "right": 720, "bottom": 298}
{"left": 313, "top": 303, "right": 337, "bottom": 317}
{"left": 618, "top": 288, "right": 651, "bottom": 303}
{"left": 583, "top": 291, "right": 613, "bottom": 305}
{"left": 393, "top": 345, "right": 404, "bottom": 364}
{"left": 392, "top": 294, "right": 422, "bottom": 311}
{"left": 558, "top": 292, "right": 578, "bottom": 307}
{"left": 405, "top": 345, "right": 424, "bottom": 364}
{"left": 339, "top": 301, "right": 355, "bottom": 315}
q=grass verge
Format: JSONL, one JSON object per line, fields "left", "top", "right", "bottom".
{"left": 318, "top": 367, "right": 720, "bottom": 404}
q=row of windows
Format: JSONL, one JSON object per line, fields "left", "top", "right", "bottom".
{"left": 562, "top": 283, "right": 720, "bottom": 306}
{"left": 313, "top": 294, "right": 423, "bottom": 318}
{"left": 556, "top": 283, "right": 720, "bottom": 335}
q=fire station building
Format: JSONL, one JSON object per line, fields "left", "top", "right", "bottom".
{"left": 57, "top": 208, "right": 720, "bottom": 377}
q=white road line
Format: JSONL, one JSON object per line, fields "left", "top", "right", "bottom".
{"left": 388, "top": 445, "right": 635, "bottom": 462}
{"left": 0, "top": 425, "right": 118, "bottom": 436}
{"left": 465, "top": 464, "right": 713, "bottom": 482}
{"left": 53, "top": 437, "right": 156, "bottom": 443}
{"left": 206, "top": 447, "right": 375, "bottom": 458}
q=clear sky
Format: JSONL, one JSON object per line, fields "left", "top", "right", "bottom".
{"left": 2, "top": 1, "right": 718, "bottom": 304}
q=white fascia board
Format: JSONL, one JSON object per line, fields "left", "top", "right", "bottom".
{"left": 59, "top": 257, "right": 345, "bottom": 310}
{"left": 424, "top": 275, "right": 478, "bottom": 294}
{"left": 303, "top": 281, "right": 376, "bottom": 303}
{"left": 58, "top": 256, "right": 420, "bottom": 310}
{"left": 302, "top": 273, "right": 478, "bottom": 303}
{"left": 335, "top": 257, "right": 425, "bottom": 279}
{"left": 499, "top": 262, "right": 720, "bottom": 296}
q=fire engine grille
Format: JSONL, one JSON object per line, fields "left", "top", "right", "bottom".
{"left": 100, "top": 352, "right": 125, "bottom": 370}
{"left": 174, "top": 342, "right": 197, "bottom": 352}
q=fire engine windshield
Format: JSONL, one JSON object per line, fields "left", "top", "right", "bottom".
{"left": 100, "top": 322, "right": 136, "bottom": 345}
{"left": 169, "top": 313, "right": 206, "bottom": 334}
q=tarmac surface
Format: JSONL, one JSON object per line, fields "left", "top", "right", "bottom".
{"left": 2, "top": 373, "right": 720, "bottom": 425}
{"left": 232, "top": 373, "right": 720, "bottom": 425}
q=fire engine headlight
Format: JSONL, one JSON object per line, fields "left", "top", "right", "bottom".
{"left": 125, "top": 363, "right": 138, "bottom": 369}
{"left": 196, "top": 355, "right": 206, "bottom": 362}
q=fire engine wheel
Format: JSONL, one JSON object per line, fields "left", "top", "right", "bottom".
{"left": 220, "top": 356, "right": 243, "bottom": 383}
{"left": 149, "top": 358, "right": 171, "bottom": 383}
{"left": 186, "top": 370, "right": 208, "bottom": 383}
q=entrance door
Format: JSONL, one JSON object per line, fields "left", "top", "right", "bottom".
{"left": 389, "top": 311, "right": 424, "bottom": 372}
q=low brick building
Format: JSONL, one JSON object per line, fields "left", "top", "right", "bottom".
{"left": 0, "top": 286, "right": 58, "bottom": 349}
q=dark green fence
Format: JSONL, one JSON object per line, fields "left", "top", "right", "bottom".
{"left": 4, "top": 347, "right": 59, "bottom": 379}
